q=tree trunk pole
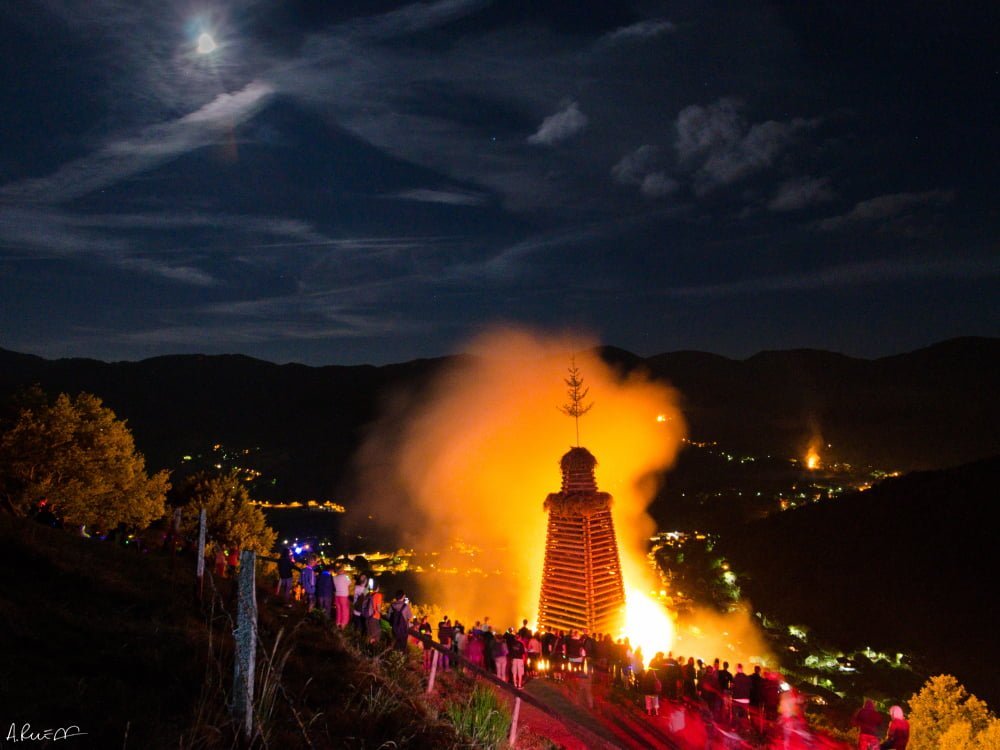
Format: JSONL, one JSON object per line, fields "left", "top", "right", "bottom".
{"left": 232, "top": 550, "right": 257, "bottom": 741}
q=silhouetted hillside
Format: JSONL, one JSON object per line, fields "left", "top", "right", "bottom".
{"left": 0, "top": 337, "right": 997, "bottom": 498}
{"left": 641, "top": 337, "right": 1000, "bottom": 470}
{"left": 0, "top": 349, "right": 450, "bottom": 500}
{"left": 722, "top": 456, "right": 999, "bottom": 708}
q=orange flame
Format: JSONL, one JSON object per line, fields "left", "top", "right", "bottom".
{"left": 805, "top": 447, "right": 821, "bottom": 470}
{"left": 624, "top": 586, "right": 675, "bottom": 667}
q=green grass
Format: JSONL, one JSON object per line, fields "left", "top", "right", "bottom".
{"left": 444, "top": 684, "right": 512, "bottom": 749}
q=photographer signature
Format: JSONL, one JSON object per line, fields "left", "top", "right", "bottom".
{"left": 6, "top": 723, "right": 87, "bottom": 742}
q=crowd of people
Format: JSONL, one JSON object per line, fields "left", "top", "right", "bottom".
{"left": 267, "top": 550, "right": 910, "bottom": 749}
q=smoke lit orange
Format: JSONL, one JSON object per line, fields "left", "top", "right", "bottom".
{"left": 356, "top": 327, "right": 686, "bottom": 641}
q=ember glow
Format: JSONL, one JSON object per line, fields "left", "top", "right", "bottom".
{"left": 356, "top": 327, "right": 686, "bottom": 633}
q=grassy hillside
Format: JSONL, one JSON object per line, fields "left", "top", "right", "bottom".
{"left": 0, "top": 515, "right": 468, "bottom": 749}
{"left": 0, "top": 515, "right": 206, "bottom": 747}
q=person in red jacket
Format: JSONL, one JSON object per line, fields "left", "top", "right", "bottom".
{"left": 883, "top": 705, "right": 910, "bottom": 749}
{"left": 852, "top": 699, "right": 884, "bottom": 750}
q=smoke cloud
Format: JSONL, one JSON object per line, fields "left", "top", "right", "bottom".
{"left": 355, "top": 327, "right": 686, "bottom": 627}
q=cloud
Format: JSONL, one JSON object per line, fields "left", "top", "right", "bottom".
{"left": 0, "top": 205, "right": 341, "bottom": 287}
{"left": 64, "top": 211, "right": 322, "bottom": 240}
{"left": 86, "top": 311, "right": 415, "bottom": 350}
{"left": 472, "top": 225, "right": 605, "bottom": 277}
{"left": 342, "top": 0, "right": 491, "bottom": 42}
{"left": 612, "top": 145, "right": 678, "bottom": 199}
{"left": 675, "top": 98, "right": 744, "bottom": 162}
{"left": 392, "top": 188, "right": 488, "bottom": 205}
{"left": 639, "top": 172, "right": 679, "bottom": 198}
{"left": 664, "top": 256, "right": 999, "bottom": 298}
{"left": 527, "top": 101, "right": 588, "bottom": 145}
{"left": 0, "top": 206, "right": 324, "bottom": 253}
{"left": 115, "top": 258, "right": 218, "bottom": 287}
{"left": 675, "top": 98, "right": 817, "bottom": 194}
{"left": 817, "top": 190, "right": 955, "bottom": 231}
{"left": 1, "top": 81, "right": 274, "bottom": 203}
{"left": 612, "top": 145, "right": 659, "bottom": 184}
{"left": 604, "top": 19, "right": 676, "bottom": 43}
{"left": 0, "top": 207, "right": 220, "bottom": 285}
{"left": 768, "top": 176, "right": 835, "bottom": 212}
{"left": 177, "top": 82, "right": 275, "bottom": 126}
{"left": 43, "top": 287, "right": 434, "bottom": 359}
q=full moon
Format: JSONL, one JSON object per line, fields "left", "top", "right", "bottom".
{"left": 196, "top": 32, "right": 217, "bottom": 55}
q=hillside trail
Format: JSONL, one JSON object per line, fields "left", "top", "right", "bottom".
{"left": 519, "top": 675, "right": 698, "bottom": 749}
{"left": 518, "top": 675, "right": 846, "bottom": 750}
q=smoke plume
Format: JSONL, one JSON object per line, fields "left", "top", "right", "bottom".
{"left": 355, "top": 327, "right": 686, "bottom": 627}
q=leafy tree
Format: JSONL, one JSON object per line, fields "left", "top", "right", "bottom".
{"left": 908, "top": 674, "right": 994, "bottom": 750}
{"left": 175, "top": 469, "right": 276, "bottom": 555}
{"left": 0, "top": 392, "right": 168, "bottom": 529}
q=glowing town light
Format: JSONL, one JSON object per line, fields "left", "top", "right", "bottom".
{"left": 196, "top": 32, "right": 217, "bottom": 54}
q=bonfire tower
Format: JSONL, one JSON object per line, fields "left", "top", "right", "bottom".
{"left": 537, "top": 360, "right": 626, "bottom": 635}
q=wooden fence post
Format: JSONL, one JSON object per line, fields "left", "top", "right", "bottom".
{"left": 509, "top": 696, "right": 521, "bottom": 747}
{"left": 426, "top": 648, "right": 440, "bottom": 694}
{"left": 232, "top": 550, "right": 257, "bottom": 740}
{"left": 195, "top": 508, "right": 207, "bottom": 601}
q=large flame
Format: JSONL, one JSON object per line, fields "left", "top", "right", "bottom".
{"left": 803, "top": 424, "right": 823, "bottom": 470}
{"left": 355, "top": 327, "right": 686, "bottom": 637}
{"left": 624, "top": 585, "right": 675, "bottom": 666}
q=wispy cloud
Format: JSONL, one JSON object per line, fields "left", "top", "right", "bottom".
{"left": 817, "top": 190, "right": 955, "bottom": 231}
{"left": 467, "top": 225, "right": 606, "bottom": 278}
{"left": 0, "top": 205, "right": 336, "bottom": 286}
{"left": 115, "top": 258, "right": 218, "bottom": 287}
{"left": 527, "top": 101, "right": 588, "bottom": 145}
{"left": 391, "top": 188, "right": 488, "bottom": 206}
{"left": 665, "top": 256, "right": 999, "bottom": 298}
{"left": 603, "top": 19, "right": 676, "bottom": 44}
{"left": 62, "top": 210, "right": 322, "bottom": 239}
{"left": 336, "top": 0, "right": 491, "bottom": 43}
{"left": 1, "top": 81, "right": 273, "bottom": 203}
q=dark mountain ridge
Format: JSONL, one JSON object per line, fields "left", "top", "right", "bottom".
{"left": 0, "top": 337, "right": 997, "bottom": 499}
{"left": 638, "top": 337, "right": 999, "bottom": 470}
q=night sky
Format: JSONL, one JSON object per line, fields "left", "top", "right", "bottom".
{"left": 1, "top": 1, "right": 997, "bottom": 365}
